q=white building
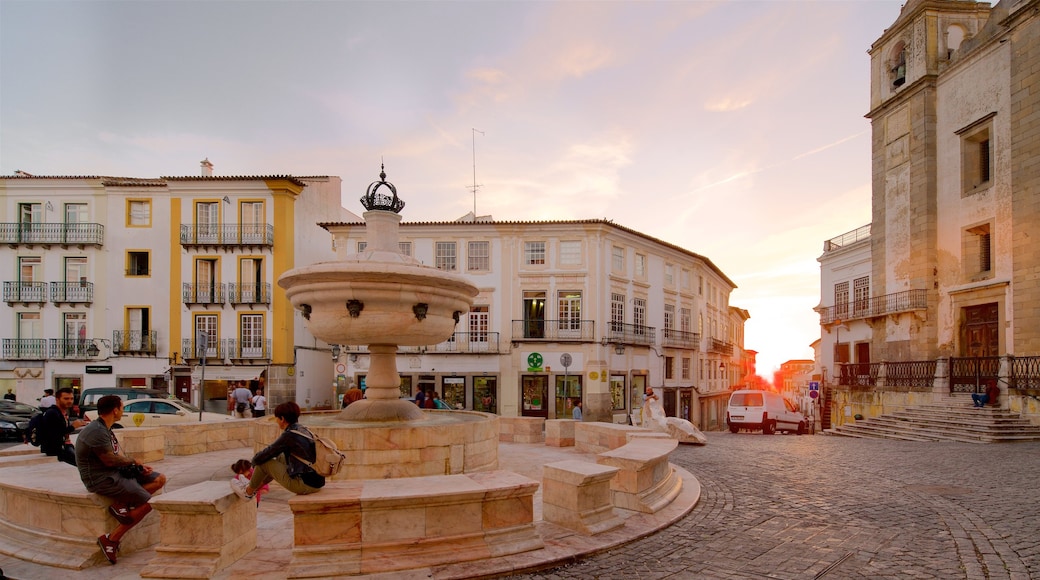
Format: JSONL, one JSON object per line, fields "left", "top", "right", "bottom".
{"left": 0, "top": 162, "right": 355, "bottom": 410}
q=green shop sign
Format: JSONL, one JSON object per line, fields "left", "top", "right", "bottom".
{"left": 526, "top": 352, "right": 543, "bottom": 372}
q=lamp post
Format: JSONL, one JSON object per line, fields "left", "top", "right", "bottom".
{"left": 196, "top": 331, "right": 207, "bottom": 422}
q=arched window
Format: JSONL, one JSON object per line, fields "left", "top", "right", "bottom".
{"left": 892, "top": 42, "right": 907, "bottom": 87}
{"left": 947, "top": 25, "right": 965, "bottom": 58}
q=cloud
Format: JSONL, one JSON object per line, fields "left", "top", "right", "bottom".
{"left": 704, "top": 97, "right": 753, "bottom": 112}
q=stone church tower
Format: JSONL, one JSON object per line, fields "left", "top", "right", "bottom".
{"left": 866, "top": 0, "right": 1040, "bottom": 362}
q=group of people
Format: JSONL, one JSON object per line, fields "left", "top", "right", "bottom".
{"left": 413, "top": 387, "right": 442, "bottom": 409}
{"left": 66, "top": 394, "right": 324, "bottom": 565}
{"left": 226, "top": 381, "right": 267, "bottom": 418}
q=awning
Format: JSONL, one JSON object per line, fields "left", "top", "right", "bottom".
{"left": 190, "top": 366, "right": 263, "bottom": 383}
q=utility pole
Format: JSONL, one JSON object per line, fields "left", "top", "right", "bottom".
{"left": 468, "top": 128, "right": 484, "bottom": 217}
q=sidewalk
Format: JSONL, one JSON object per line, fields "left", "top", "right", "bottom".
{"left": 0, "top": 442, "right": 700, "bottom": 579}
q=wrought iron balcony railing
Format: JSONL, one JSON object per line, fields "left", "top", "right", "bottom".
{"left": 228, "top": 283, "right": 272, "bottom": 305}
{"left": 49, "top": 338, "right": 93, "bottom": 360}
{"left": 182, "top": 283, "right": 226, "bottom": 305}
{"left": 180, "top": 224, "right": 274, "bottom": 248}
{"left": 181, "top": 338, "right": 226, "bottom": 361}
{"left": 3, "top": 281, "right": 47, "bottom": 304}
{"left": 430, "top": 332, "right": 500, "bottom": 353}
{"left": 661, "top": 329, "right": 700, "bottom": 349}
{"left": 606, "top": 322, "right": 656, "bottom": 347}
{"left": 0, "top": 222, "right": 105, "bottom": 247}
{"left": 113, "top": 330, "right": 158, "bottom": 355}
{"left": 1, "top": 339, "right": 47, "bottom": 360}
{"left": 707, "top": 337, "right": 734, "bottom": 356}
{"left": 822, "top": 224, "right": 870, "bottom": 252}
{"left": 50, "top": 281, "right": 93, "bottom": 304}
{"left": 511, "top": 320, "right": 596, "bottom": 341}
{"left": 226, "top": 338, "right": 272, "bottom": 360}
{"left": 838, "top": 362, "right": 881, "bottom": 388}
{"left": 818, "top": 289, "right": 928, "bottom": 325}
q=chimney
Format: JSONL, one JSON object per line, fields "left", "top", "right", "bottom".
{"left": 200, "top": 158, "right": 213, "bottom": 177}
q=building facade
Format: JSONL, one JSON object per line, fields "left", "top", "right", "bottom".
{"left": 327, "top": 215, "right": 750, "bottom": 431}
{"left": 0, "top": 163, "right": 354, "bottom": 410}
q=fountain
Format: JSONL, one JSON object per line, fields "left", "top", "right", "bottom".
{"left": 275, "top": 166, "right": 496, "bottom": 479}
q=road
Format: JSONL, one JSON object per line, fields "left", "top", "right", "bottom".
{"left": 515, "top": 432, "right": 1040, "bottom": 580}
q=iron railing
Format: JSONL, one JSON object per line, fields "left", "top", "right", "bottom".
{"left": 179, "top": 224, "right": 274, "bottom": 247}
{"left": 3, "top": 281, "right": 47, "bottom": 303}
{"left": 182, "top": 283, "right": 226, "bottom": 305}
{"left": 661, "top": 329, "right": 700, "bottom": 349}
{"left": 1011, "top": 356, "right": 1040, "bottom": 390}
{"left": 823, "top": 224, "right": 871, "bottom": 252}
{"left": 839, "top": 362, "right": 881, "bottom": 388}
{"left": 707, "top": 337, "right": 734, "bottom": 356}
{"left": 228, "top": 283, "right": 272, "bottom": 305}
{"left": 1, "top": 339, "right": 46, "bottom": 360}
{"left": 226, "top": 338, "right": 272, "bottom": 360}
{"left": 511, "top": 320, "right": 596, "bottom": 341}
{"left": 0, "top": 222, "right": 104, "bottom": 246}
{"left": 113, "top": 330, "right": 158, "bottom": 355}
{"left": 48, "top": 339, "right": 93, "bottom": 360}
{"left": 430, "top": 332, "right": 500, "bottom": 353}
{"left": 819, "top": 289, "right": 928, "bottom": 324}
{"left": 50, "top": 281, "right": 93, "bottom": 304}
{"left": 181, "top": 338, "right": 226, "bottom": 361}
{"left": 883, "top": 360, "right": 937, "bottom": 390}
{"left": 606, "top": 322, "right": 656, "bottom": 346}
{"left": 949, "top": 356, "right": 1001, "bottom": 394}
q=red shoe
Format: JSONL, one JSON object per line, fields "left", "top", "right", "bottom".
{"left": 108, "top": 504, "right": 134, "bottom": 525}
{"left": 97, "top": 534, "right": 119, "bottom": 564}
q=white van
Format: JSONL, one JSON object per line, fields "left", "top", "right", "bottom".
{"left": 726, "top": 389, "right": 806, "bottom": 435}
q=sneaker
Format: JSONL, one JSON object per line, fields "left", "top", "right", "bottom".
{"left": 97, "top": 534, "right": 119, "bottom": 564}
{"left": 230, "top": 477, "right": 254, "bottom": 500}
{"left": 108, "top": 504, "right": 134, "bottom": 525}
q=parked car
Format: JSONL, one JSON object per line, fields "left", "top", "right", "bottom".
{"left": 0, "top": 401, "right": 40, "bottom": 441}
{"left": 78, "top": 387, "right": 170, "bottom": 417}
{"left": 84, "top": 398, "right": 236, "bottom": 426}
{"left": 401, "top": 396, "right": 452, "bottom": 410}
{"left": 726, "top": 389, "right": 807, "bottom": 435}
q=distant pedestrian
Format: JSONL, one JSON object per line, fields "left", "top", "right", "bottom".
{"left": 39, "top": 389, "right": 56, "bottom": 409}
{"left": 972, "top": 380, "right": 1000, "bottom": 408}
{"left": 3, "top": 388, "right": 14, "bottom": 401}
{"left": 232, "top": 383, "right": 253, "bottom": 418}
{"left": 572, "top": 399, "right": 582, "bottom": 421}
{"left": 251, "top": 389, "right": 267, "bottom": 418}
{"left": 342, "top": 387, "right": 363, "bottom": 408}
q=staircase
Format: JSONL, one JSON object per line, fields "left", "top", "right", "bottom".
{"left": 825, "top": 396, "right": 1040, "bottom": 443}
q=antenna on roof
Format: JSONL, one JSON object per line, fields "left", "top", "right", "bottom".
{"left": 468, "top": 128, "right": 484, "bottom": 217}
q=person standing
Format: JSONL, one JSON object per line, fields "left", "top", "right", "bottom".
{"left": 39, "top": 389, "right": 56, "bottom": 409}
{"left": 572, "top": 399, "right": 583, "bottom": 421}
{"left": 76, "top": 395, "right": 166, "bottom": 564}
{"left": 232, "top": 382, "right": 253, "bottom": 418}
{"left": 39, "top": 387, "right": 87, "bottom": 465}
{"left": 230, "top": 401, "right": 324, "bottom": 499}
{"left": 3, "top": 388, "right": 14, "bottom": 401}
{"left": 250, "top": 389, "right": 268, "bottom": 418}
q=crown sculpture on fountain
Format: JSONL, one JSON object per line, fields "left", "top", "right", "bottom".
{"left": 278, "top": 165, "right": 478, "bottom": 422}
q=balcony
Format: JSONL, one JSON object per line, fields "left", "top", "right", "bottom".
{"left": 823, "top": 224, "right": 870, "bottom": 253}
{"left": 180, "top": 224, "right": 274, "bottom": 249}
{"left": 183, "top": 283, "right": 227, "bottom": 306}
{"left": 0, "top": 222, "right": 105, "bottom": 248}
{"left": 228, "top": 283, "right": 272, "bottom": 305}
{"left": 226, "top": 339, "right": 272, "bottom": 361}
{"left": 113, "top": 330, "right": 158, "bottom": 355}
{"left": 50, "top": 281, "right": 94, "bottom": 305}
{"left": 3, "top": 281, "right": 47, "bottom": 305}
{"left": 707, "top": 338, "right": 734, "bottom": 356}
{"left": 1, "top": 339, "right": 46, "bottom": 360}
{"left": 430, "top": 332, "right": 500, "bottom": 354}
{"left": 511, "top": 320, "right": 595, "bottom": 342}
{"left": 49, "top": 339, "right": 93, "bottom": 360}
{"left": 606, "top": 322, "right": 656, "bottom": 347}
{"left": 661, "top": 329, "right": 700, "bottom": 350}
{"left": 181, "top": 338, "right": 227, "bottom": 362}
{"left": 818, "top": 289, "right": 928, "bottom": 325}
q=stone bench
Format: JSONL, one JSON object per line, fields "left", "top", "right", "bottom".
{"left": 0, "top": 452, "right": 54, "bottom": 468}
{"left": 545, "top": 418, "right": 576, "bottom": 447}
{"left": 140, "top": 480, "right": 256, "bottom": 578}
{"left": 542, "top": 460, "right": 623, "bottom": 535}
{"left": 575, "top": 422, "right": 653, "bottom": 454}
{"left": 499, "top": 416, "right": 545, "bottom": 443}
{"left": 117, "top": 426, "right": 165, "bottom": 463}
{"left": 597, "top": 437, "right": 681, "bottom": 514}
{"left": 286, "top": 470, "right": 543, "bottom": 578}
{"left": 162, "top": 420, "right": 252, "bottom": 455}
{"left": 0, "top": 462, "right": 159, "bottom": 569}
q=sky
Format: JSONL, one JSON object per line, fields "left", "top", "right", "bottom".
{"left": 0, "top": 0, "right": 906, "bottom": 376}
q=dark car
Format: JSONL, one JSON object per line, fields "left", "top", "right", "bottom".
{"left": 0, "top": 400, "right": 40, "bottom": 441}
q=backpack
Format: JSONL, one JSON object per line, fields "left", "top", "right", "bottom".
{"left": 290, "top": 429, "right": 346, "bottom": 477}
{"left": 26, "top": 412, "right": 44, "bottom": 447}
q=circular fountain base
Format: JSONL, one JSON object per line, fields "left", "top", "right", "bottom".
{"left": 253, "top": 411, "right": 500, "bottom": 479}
{"left": 337, "top": 399, "right": 425, "bottom": 422}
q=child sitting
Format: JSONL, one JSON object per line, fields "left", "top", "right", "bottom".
{"left": 231, "top": 459, "right": 269, "bottom": 505}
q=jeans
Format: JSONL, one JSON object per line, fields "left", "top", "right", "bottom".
{"left": 971, "top": 393, "right": 990, "bottom": 407}
{"left": 248, "top": 455, "right": 321, "bottom": 495}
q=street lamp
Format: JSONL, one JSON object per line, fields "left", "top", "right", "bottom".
{"left": 86, "top": 338, "right": 112, "bottom": 358}
{"left": 331, "top": 345, "right": 341, "bottom": 361}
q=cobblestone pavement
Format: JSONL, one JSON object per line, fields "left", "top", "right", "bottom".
{"left": 515, "top": 432, "right": 1040, "bottom": 580}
